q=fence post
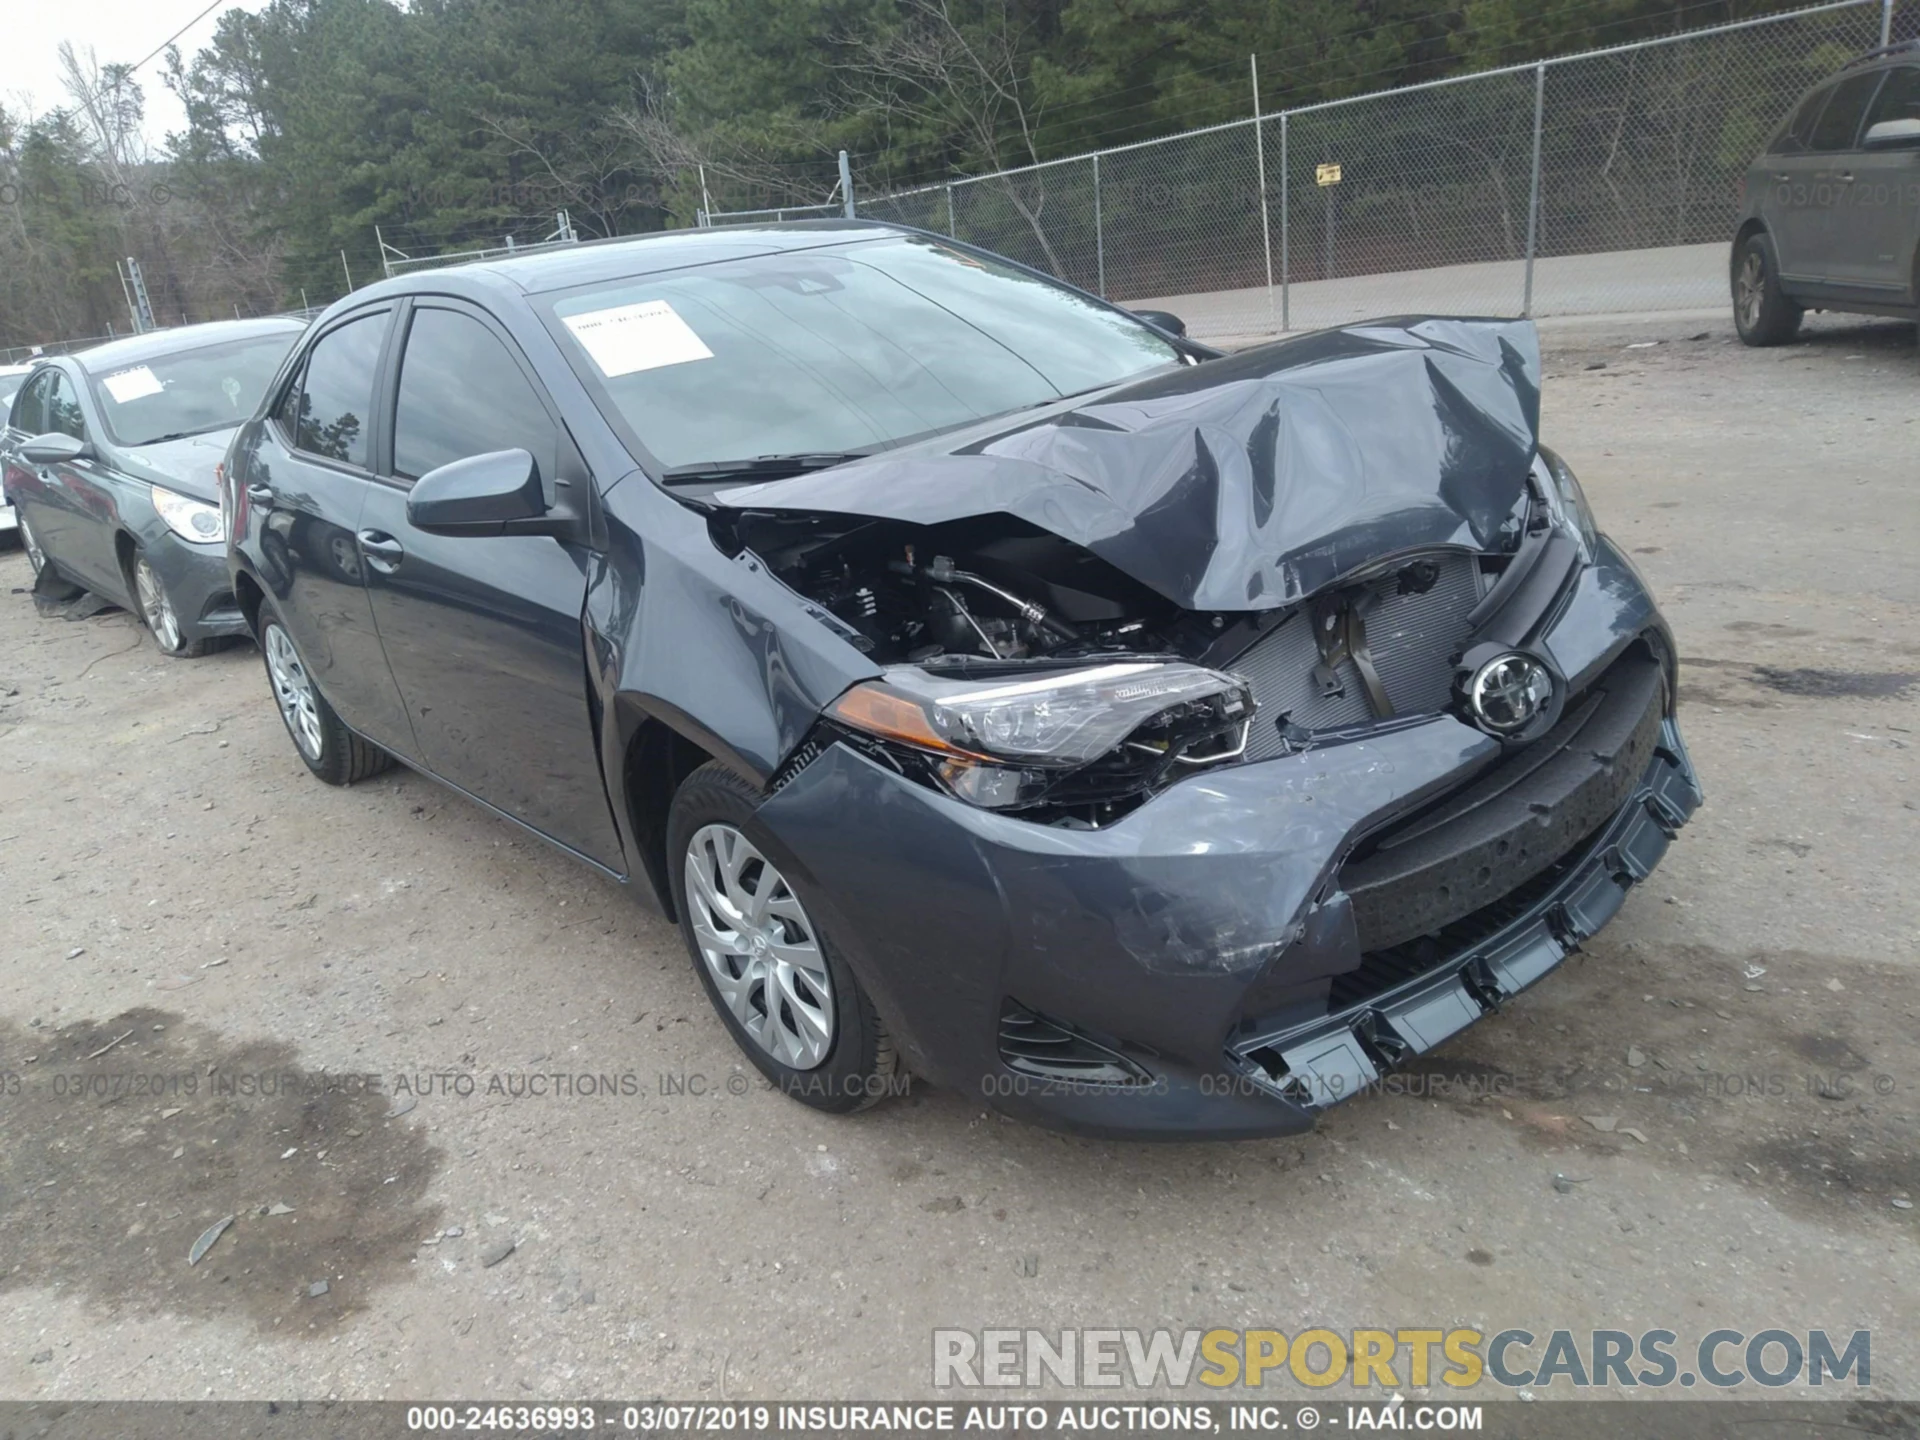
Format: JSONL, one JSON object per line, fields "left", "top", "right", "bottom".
{"left": 839, "top": 151, "right": 856, "bottom": 218}
{"left": 1882, "top": 0, "right": 1894, "bottom": 45}
{"left": 1251, "top": 54, "right": 1276, "bottom": 332}
{"left": 1280, "top": 111, "right": 1290, "bottom": 331}
{"left": 946, "top": 182, "right": 956, "bottom": 239}
{"left": 1093, "top": 153, "right": 1106, "bottom": 298}
{"left": 1523, "top": 61, "right": 1546, "bottom": 317}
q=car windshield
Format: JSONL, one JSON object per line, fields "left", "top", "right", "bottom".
{"left": 543, "top": 235, "right": 1183, "bottom": 474}
{"left": 86, "top": 333, "right": 299, "bottom": 448}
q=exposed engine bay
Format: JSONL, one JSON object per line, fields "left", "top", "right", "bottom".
{"left": 726, "top": 511, "right": 1194, "bottom": 666}
{"left": 720, "top": 501, "right": 1546, "bottom": 828}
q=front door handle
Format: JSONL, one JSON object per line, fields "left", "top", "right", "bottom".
{"left": 246, "top": 483, "right": 273, "bottom": 502}
{"left": 357, "top": 529, "right": 405, "bottom": 573}
{"left": 1832, "top": 170, "right": 1854, "bottom": 183}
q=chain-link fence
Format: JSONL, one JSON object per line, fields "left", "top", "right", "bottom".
{"left": 862, "top": 0, "right": 1907, "bottom": 339}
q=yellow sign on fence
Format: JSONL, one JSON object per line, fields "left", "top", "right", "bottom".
{"left": 1316, "top": 162, "right": 1343, "bottom": 186}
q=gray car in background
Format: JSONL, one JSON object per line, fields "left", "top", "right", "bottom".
{"left": 1, "top": 319, "right": 304, "bottom": 655}
{"left": 1732, "top": 39, "right": 1920, "bottom": 344}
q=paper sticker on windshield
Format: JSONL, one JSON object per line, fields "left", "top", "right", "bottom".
{"left": 102, "top": 365, "right": 165, "bottom": 403}
{"left": 563, "top": 300, "right": 713, "bottom": 377}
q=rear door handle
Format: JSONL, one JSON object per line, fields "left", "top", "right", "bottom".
{"left": 1832, "top": 170, "right": 1854, "bottom": 183}
{"left": 357, "top": 530, "right": 404, "bottom": 572}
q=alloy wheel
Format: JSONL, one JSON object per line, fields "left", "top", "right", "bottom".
{"left": 1737, "top": 251, "right": 1765, "bottom": 331}
{"left": 135, "top": 558, "right": 182, "bottom": 652}
{"left": 683, "top": 822, "right": 835, "bottom": 1070}
{"left": 264, "top": 623, "right": 324, "bottom": 762}
{"left": 19, "top": 517, "right": 45, "bottom": 576}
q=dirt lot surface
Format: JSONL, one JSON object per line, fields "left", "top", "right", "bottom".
{"left": 1, "top": 314, "right": 1915, "bottom": 1405}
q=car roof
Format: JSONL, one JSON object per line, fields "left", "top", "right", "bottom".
{"left": 371, "top": 219, "right": 909, "bottom": 301}
{"left": 1842, "top": 37, "right": 1920, "bottom": 71}
{"left": 69, "top": 317, "right": 307, "bottom": 375}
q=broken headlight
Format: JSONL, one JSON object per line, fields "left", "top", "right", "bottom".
{"left": 1537, "top": 446, "right": 1598, "bottom": 557}
{"left": 827, "top": 661, "right": 1254, "bottom": 812}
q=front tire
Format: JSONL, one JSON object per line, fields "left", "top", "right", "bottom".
{"left": 1732, "top": 232, "right": 1802, "bottom": 346}
{"left": 19, "top": 515, "right": 47, "bottom": 577}
{"left": 667, "top": 761, "right": 897, "bottom": 1113}
{"left": 132, "top": 551, "right": 210, "bottom": 657}
{"left": 258, "top": 607, "right": 393, "bottom": 785}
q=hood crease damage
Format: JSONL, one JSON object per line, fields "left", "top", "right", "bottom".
{"left": 719, "top": 316, "right": 1542, "bottom": 611}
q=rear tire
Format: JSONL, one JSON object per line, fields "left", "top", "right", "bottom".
{"left": 1732, "top": 232, "right": 1802, "bottom": 346}
{"left": 667, "top": 761, "right": 898, "bottom": 1114}
{"left": 258, "top": 606, "right": 393, "bottom": 785}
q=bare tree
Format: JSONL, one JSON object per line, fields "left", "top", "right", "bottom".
{"left": 835, "top": 0, "right": 1064, "bottom": 274}
{"left": 612, "top": 81, "right": 842, "bottom": 220}
{"left": 474, "top": 113, "right": 651, "bottom": 238}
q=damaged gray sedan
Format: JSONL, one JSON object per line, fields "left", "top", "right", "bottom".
{"left": 225, "top": 222, "right": 1700, "bottom": 1139}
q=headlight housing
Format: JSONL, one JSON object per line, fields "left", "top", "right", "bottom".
{"left": 827, "top": 661, "right": 1254, "bottom": 816}
{"left": 152, "top": 485, "right": 225, "bottom": 545}
{"left": 1536, "top": 446, "right": 1598, "bottom": 557}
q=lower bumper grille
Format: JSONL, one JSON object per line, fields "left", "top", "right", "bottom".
{"left": 998, "top": 1002, "right": 1153, "bottom": 1087}
{"left": 1340, "top": 644, "right": 1666, "bottom": 955}
{"left": 1229, "top": 707, "right": 1702, "bottom": 1111}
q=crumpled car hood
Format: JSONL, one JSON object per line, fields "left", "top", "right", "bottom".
{"left": 716, "top": 316, "right": 1541, "bottom": 610}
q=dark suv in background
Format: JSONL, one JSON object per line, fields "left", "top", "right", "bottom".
{"left": 1733, "top": 40, "right": 1920, "bottom": 344}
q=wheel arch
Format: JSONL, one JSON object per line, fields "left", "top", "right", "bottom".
{"left": 233, "top": 567, "right": 266, "bottom": 638}
{"left": 617, "top": 704, "right": 738, "bottom": 922}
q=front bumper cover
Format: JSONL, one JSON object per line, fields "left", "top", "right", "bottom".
{"left": 753, "top": 542, "right": 1700, "bottom": 1140}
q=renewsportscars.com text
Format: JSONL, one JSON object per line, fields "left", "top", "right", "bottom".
{"left": 932, "top": 1327, "right": 1870, "bottom": 1390}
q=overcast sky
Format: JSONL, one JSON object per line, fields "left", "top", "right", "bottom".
{"left": 2, "top": 0, "right": 272, "bottom": 148}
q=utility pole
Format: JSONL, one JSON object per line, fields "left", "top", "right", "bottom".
{"left": 1251, "top": 54, "right": 1276, "bottom": 332}
{"left": 1523, "top": 62, "right": 1546, "bottom": 316}
{"left": 123, "top": 257, "right": 156, "bottom": 333}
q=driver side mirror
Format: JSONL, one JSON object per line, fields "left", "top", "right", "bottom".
{"left": 1131, "top": 309, "right": 1188, "bottom": 338}
{"left": 19, "top": 432, "right": 95, "bottom": 466}
{"left": 1863, "top": 117, "right": 1920, "bottom": 150}
{"left": 407, "top": 448, "right": 549, "bottom": 536}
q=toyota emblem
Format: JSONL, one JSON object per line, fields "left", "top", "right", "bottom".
{"left": 1467, "top": 653, "right": 1553, "bottom": 734}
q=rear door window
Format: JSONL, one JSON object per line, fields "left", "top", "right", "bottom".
{"left": 1809, "top": 70, "right": 1886, "bottom": 152}
{"left": 288, "top": 313, "right": 387, "bottom": 468}
{"left": 11, "top": 371, "right": 51, "bottom": 435}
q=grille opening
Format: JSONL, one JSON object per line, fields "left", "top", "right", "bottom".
{"left": 998, "top": 1002, "right": 1155, "bottom": 1086}
{"left": 1228, "top": 551, "right": 1484, "bottom": 762}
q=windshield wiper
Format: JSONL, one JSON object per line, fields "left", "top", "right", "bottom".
{"left": 659, "top": 451, "right": 872, "bottom": 486}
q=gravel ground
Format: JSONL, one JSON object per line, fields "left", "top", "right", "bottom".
{"left": 1, "top": 313, "right": 1915, "bottom": 1404}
